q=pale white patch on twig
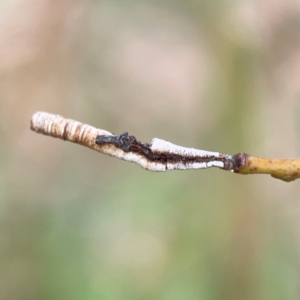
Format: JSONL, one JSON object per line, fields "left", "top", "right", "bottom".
{"left": 151, "top": 138, "right": 220, "bottom": 158}
{"left": 151, "top": 138, "right": 224, "bottom": 170}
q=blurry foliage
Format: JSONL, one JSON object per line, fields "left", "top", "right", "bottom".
{"left": 1, "top": 0, "right": 300, "bottom": 299}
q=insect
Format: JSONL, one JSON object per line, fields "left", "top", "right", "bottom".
{"left": 30, "top": 112, "right": 248, "bottom": 173}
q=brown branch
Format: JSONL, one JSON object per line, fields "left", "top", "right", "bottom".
{"left": 236, "top": 156, "right": 300, "bottom": 182}
{"left": 30, "top": 112, "right": 300, "bottom": 182}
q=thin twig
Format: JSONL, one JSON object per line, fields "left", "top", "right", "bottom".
{"left": 30, "top": 112, "right": 300, "bottom": 182}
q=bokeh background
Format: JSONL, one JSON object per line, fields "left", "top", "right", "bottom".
{"left": 1, "top": 0, "right": 300, "bottom": 299}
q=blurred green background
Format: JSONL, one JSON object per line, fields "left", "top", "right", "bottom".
{"left": 1, "top": 0, "right": 300, "bottom": 299}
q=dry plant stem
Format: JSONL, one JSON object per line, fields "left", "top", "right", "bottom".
{"left": 30, "top": 112, "right": 300, "bottom": 182}
{"left": 236, "top": 156, "right": 300, "bottom": 182}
